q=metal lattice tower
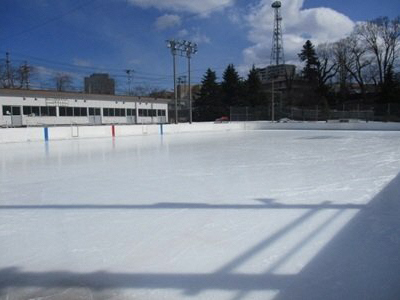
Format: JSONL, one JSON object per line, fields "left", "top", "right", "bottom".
{"left": 271, "top": 1, "right": 285, "bottom": 65}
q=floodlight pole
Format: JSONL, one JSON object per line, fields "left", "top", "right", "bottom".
{"left": 173, "top": 50, "right": 178, "bottom": 124}
{"left": 271, "top": 79, "right": 275, "bottom": 122}
{"left": 184, "top": 42, "right": 197, "bottom": 124}
{"left": 188, "top": 54, "right": 192, "bottom": 123}
{"left": 166, "top": 39, "right": 178, "bottom": 124}
{"left": 167, "top": 39, "right": 197, "bottom": 124}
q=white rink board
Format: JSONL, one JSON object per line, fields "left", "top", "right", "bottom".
{"left": 1, "top": 121, "right": 400, "bottom": 143}
{"left": 1, "top": 130, "right": 400, "bottom": 300}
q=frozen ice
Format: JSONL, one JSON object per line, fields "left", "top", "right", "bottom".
{"left": 1, "top": 130, "right": 400, "bottom": 299}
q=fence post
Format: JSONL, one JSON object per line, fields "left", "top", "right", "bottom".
{"left": 316, "top": 105, "right": 319, "bottom": 121}
{"left": 230, "top": 106, "right": 232, "bottom": 122}
{"left": 245, "top": 107, "right": 248, "bottom": 121}
{"left": 342, "top": 103, "right": 345, "bottom": 119}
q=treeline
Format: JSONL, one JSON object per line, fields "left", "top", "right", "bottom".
{"left": 296, "top": 16, "right": 400, "bottom": 108}
{"left": 194, "top": 65, "right": 264, "bottom": 121}
{"left": 195, "top": 16, "right": 400, "bottom": 121}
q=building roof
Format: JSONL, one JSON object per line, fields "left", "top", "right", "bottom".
{"left": 0, "top": 88, "right": 170, "bottom": 104}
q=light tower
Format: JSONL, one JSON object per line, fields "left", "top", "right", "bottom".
{"left": 271, "top": 1, "right": 285, "bottom": 65}
{"left": 166, "top": 39, "right": 197, "bottom": 124}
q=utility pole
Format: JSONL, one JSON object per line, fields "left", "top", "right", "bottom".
{"left": 5, "top": 52, "right": 13, "bottom": 88}
{"left": 125, "top": 69, "right": 134, "bottom": 95}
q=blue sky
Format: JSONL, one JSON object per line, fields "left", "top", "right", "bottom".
{"left": 0, "top": 0, "right": 398, "bottom": 93}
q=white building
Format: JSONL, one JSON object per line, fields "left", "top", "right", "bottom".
{"left": 0, "top": 89, "right": 169, "bottom": 127}
{"left": 256, "top": 64, "right": 296, "bottom": 84}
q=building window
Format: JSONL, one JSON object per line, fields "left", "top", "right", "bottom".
{"left": 115, "top": 108, "right": 126, "bottom": 117}
{"left": 59, "top": 107, "right": 66, "bottom": 116}
{"left": 23, "top": 106, "right": 32, "bottom": 115}
{"left": 139, "top": 109, "right": 148, "bottom": 117}
{"left": 104, "top": 108, "right": 116, "bottom": 117}
{"left": 127, "top": 109, "right": 136, "bottom": 116}
{"left": 2, "top": 106, "right": 11, "bottom": 115}
{"left": 59, "top": 107, "right": 73, "bottom": 116}
{"left": 80, "top": 107, "right": 87, "bottom": 116}
{"left": 32, "top": 106, "right": 40, "bottom": 116}
{"left": 11, "top": 106, "right": 20, "bottom": 115}
{"left": 23, "top": 106, "right": 56, "bottom": 116}
{"left": 40, "top": 106, "right": 49, "bottom": 116}
{"left": 157, "top": 109, "right": 166, "bottom": 116}
{"left": 48, "top": 107, "right": 56, "bottom": 116}
{"left": 73, "top": 107, "right": 81, "bottom": 117}
{"left": 139, "top": 108, "right": 149, "bottom": 117}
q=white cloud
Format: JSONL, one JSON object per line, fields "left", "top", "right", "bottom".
{"left": 35, "top": 66, "right": 81, "bottom": 81}
{"left": 155, "top": 14, "right": 181, "bottom": 30}
{"left": 176, "top": 28, "right": 211, "bottom": 44}
{"left": 177, "top": 29, "right": 189, "bottom": 37}
{"left": 243, "top": 0, "right": 355, "bottom": 68}
{"left": 126, "top": 0, "right": 234, "bottom": 16}
{"left": 128, "top": 58, "right": 141, "bottom": 65}
{"left": 192, "top": 29, "right": 211, "bottom": 44}
{"left": 72, "top": 58, "right": 92, "bottom": 67}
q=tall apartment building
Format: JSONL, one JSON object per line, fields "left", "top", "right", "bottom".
{"left": 84, "top": 73, "right": 115, "bottom": 95}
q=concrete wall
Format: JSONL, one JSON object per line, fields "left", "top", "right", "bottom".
{"left": 1, "top": 121, "right": 400, "bottom": 144}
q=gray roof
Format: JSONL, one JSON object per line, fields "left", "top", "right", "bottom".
{"left": 0, "top": 89, "right": 170, "bottom": 104}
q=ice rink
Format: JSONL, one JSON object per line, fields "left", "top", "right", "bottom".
{"left": 1, "top": 130, "right": 400, "bottom": 300}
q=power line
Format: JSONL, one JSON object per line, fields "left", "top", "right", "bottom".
{"left": 3, "top": 49, "right": 178, "bottom": 78}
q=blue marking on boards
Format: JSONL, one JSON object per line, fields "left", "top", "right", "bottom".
{"left": 44, "top": 127, "right": 49, "bottom": 141}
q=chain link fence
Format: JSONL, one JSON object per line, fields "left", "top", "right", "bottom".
{"left": 229, "top": 103, "right": 400, "bottom": 122}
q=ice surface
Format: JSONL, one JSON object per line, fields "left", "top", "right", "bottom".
{"left": 1, "top": 130, "right": 400, "bottom": 299}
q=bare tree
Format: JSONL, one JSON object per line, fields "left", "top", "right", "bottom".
{"left": 356, "top": 16, "right": 400, "bottom": 85}
{"left": 15, "top": 63, "right": 35, "bottom": 89}
{"left": 0, "top": 62, "right": 16, "bottom": 88}
{"left": 333, "top": 39, "right": 351, "bottom": 98}
{"left": 316, "top": 43, "right": 338, "bottom": 94}
{"left": 0, "top": 63, "right": 6, "bottom": 88}
{"left": 342, "top": 34, "right": 372, "bottom": 99}
{"left": 53, "top": 73, "right": 73, "bottom": 91}
{"left": 131, "top": 84, "right": 170, "bottom": 97}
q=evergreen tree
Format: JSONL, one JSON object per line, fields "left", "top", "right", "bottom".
{"left": 245, "top": 65, "right": 264, "bottom": 107}
{"left": 298, "top": 40, "right": 319, "bottom": 82}
{"left": 221, "top": 64, "right": 243, "bottom": 109}
{"left": 194, "top": 68, "right": 223, "bottom": 121}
